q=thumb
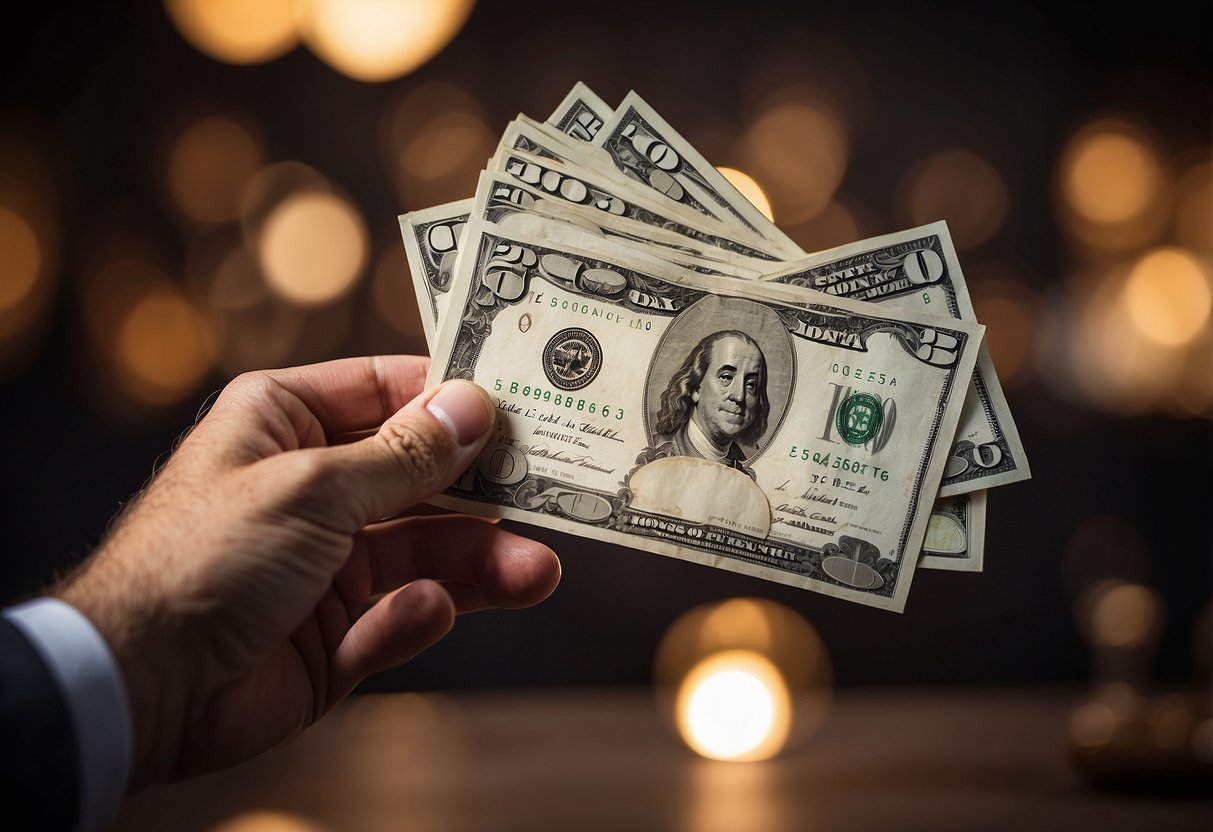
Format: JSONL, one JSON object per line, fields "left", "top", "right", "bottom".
{"left": 289, "top": 379, "right": 496, "bottom": 531}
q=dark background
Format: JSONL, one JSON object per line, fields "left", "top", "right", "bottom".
{"left": 1, "top": 1, "right": 1210, "bottom": 693}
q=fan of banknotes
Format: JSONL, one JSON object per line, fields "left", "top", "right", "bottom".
{"left": 398, "top": 82, "right": 1030, "bottom": 612}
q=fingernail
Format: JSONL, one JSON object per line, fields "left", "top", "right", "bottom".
{"left": 427, "top": 381, "right": 492, "bottom": 445}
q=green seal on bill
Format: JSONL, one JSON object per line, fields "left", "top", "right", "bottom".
{"left": 836, "top": 392, "right": 883, "bottom": 446}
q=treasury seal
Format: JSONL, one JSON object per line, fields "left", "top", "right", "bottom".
{"left": 543, "top": 327, "right": 603, "bottom": 390}
{"left": 836, "top": 392, "right": 883, "bottom": 445}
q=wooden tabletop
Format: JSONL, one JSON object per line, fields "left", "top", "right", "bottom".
{"left": 112, "top": 687, "right": 1212, "bottom": 831}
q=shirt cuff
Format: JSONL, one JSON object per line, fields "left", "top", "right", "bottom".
{"left": 4, "top": 597, "right": 132, "bottom": 832}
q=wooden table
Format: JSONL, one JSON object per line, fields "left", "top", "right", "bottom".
{"left": 113, "top": 687, "right": 1212, "bottom": 831}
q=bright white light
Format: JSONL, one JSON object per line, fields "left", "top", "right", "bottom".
{"left": 676, "top": 650, "right": 790, "bottom": 761}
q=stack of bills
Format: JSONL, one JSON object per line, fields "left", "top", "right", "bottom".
{"left": 399, "top": 83, "right": 1030, "bottom": 612}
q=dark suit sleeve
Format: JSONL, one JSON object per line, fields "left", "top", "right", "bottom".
{"left": 0, "top": 615, "right": 80, "bottom": 830}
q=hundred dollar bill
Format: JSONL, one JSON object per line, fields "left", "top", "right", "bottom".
{"left": 425, "top": 216, "right": 983, "bottom": 612}
{"left": 761, "top": 222, "right": 1030, "bottom": 496}
{"left": 921, "top": 490, "right": 986, "bottom": 572}
{"left": 547, "top": 81, "right": 614, "bottom": 141}
{"left": 594, "top": 90, "right": 804, "bottom": 258}
{"left": 404, "top": 207, "right": 984, "bottom": 575}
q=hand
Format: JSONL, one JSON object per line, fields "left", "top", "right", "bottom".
{"left": 54, "top": 356, "right": 560, "bottom": 790}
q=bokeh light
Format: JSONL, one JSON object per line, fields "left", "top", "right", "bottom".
{"left": 240, "top": 160, "right": 334, "bottom": 242}
{"left": 1051, "top": 264, "right": 1187, "bottom": 414}
{"left": 77, "top": 245, "right": 216, "bottom": 413}
{"left": 1173, "top": 155, "right": 1212, "bottom": 255}
{"left": 676, "top": 650, "right": 791, "bottom": 761}
{"left": 786, "top": 197, "right": 871, "bottom": 254}
{"left": 381, "top": 82, "right": 495, "bottom": 208}
{"left": 0, "top": 135, "right": 60, "bottom": 374}
{"left": 1120, "top": 247, "right": 1212, "bottom": 347}
{"left": 1068, "top": 700, "right": 1119, "bottom": 751}
{"left": 1076, "top": 579, "right": 1164, "bottom": 650}
{"left": 302, "top": 0, "right": 477, "bottom": 83}
{"left": 716, "top": 166, "right": 773, "bottom": 222}
{"left": 114, "top": 285, "right": 215, "bottom": 406}
{"left": 968, "top": 263, "right": 1040, "bottom": 389}
{"left": 164, "top": 0, "right": 307, "bottom": 65}
{"left": 256, "top": 190, "right": 369, "bottom": 306}
{"left": 166, "top": 114, "right": 267, "bottom": 225}
{"left": 209, "top": 810, "right": 329, "bottom": 832}
{"left": 1061, "top": 514, "right": 1150, "bottom": 607}
{"left": 655, "top": 597, "right": 832, "bottom": 760}
{"left": 1055, "top": 117, "right": 1171, "bottom": 254}
{"left": 899, "top": 148, "right": 1007, "bottom": 250}
{"left": 740, "top": 91, "right": 848, "bottom": 225}
{"left": 0, "top": 204, "right": 43, "bottom": 317}
{"left": 371, "top": 239, "right": 427, "bottom": 354}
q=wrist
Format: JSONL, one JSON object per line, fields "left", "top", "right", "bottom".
{"left": 55, "top": 551, "right": 188, "bottom": 791}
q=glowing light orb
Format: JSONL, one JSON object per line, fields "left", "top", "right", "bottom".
{"left": 1121, "top": 247, "right": 1212, "bottom": 347}
{"left": 676, "top": 650, "right": 791, "bottom": 761}
{"left": 1063, "top": 125, "right": 1163, "bottom": 225}
{"left": 167, "top": 115, "right": 266, "bottom": 224}
{"left": 303, "top": 0, "right": 476, "bottom": 83}
{"left": 257, "top": 191, "right": 368, "bottom": 306}
{"left": 0, "top": 205, "right": 42, "bottom": 313}
{"left": 902, "top": 148, "right": 1007, "bottom": 250}
{"left": 164, "top": 0, "right": 307, "bottom": 65}
{"left": 114, "top": 286, "right": 214, "bottom": 406}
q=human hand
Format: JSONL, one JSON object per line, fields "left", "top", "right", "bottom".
{"left": 55, "top": 356, "right": 560, "bottom": 790}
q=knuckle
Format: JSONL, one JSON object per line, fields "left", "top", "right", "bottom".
{"left": 376, "top": 420, "right": 444, "bottom": 485}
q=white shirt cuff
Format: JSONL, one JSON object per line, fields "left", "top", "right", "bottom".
{"left": 5, "top": 597, "right": 132, "bottom": 832}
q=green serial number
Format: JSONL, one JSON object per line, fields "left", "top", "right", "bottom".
{"left": 787, "top": 447, "right": 891, "bottom": 481}
{"left": 494, "top": 379, "right": 625, "bottom": 420}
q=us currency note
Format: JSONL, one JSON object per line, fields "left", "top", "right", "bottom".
{"left": 649, "top": 266, "right": 991, "bottom": 572}
{"left": 921, "top": 490, "right": 986, "bottom": 572}
{"left": 405, "top": 207, "right": 989, "bottom": 573}
{"left": 547, "top": 81, "right": 613, "bottom": 141}
{"left": 401, "top": 120, "right": 785, "bottom": 352}
{"left": 499, "top": 117, "right": 779, "bottom": 253}
{"left": 398, "top": 200, "right": 471, "bottom": 350}
{"left": 473, "top": 169, "right": 765, "bottom": 280}
{"left": 489, "top": 146, "right": 784, "bottom": 268}
{"left": 762, "top": 222, "right": 1030, "bottom": 496}
{"left": 425, "top": 216, "right": 983, "bottom": 611}
{"left": 594, "top": 90, "right": 804, "bottom": 258}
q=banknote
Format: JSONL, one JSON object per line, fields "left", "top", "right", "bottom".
{"left": 425, "top": 215, "right": 983, "bottom": 611}
{"left": 405, "top": 206, "right": 989, "bottom": 573}
{"left": 921, "top": 490, "right": 986, "bottom": 572}
{"left": 547, "top": 81, "right": 613, "bottom": 141}
{"left": 488, "top": 146, "right": 784, "bottom": 267}
{"left": 761, "top": 222, "right": 1030, "bottom": 495}
{"left": 473, "top": 170, "right": 766, "bottom": 280}
{"left": 498, "top": 117, "right": 782, "bottom": 253}
{"left": 398, "top": 199, "right": 471, "bottom": 350}
{"left": 593, "top": 90, "right": 804, "bottom": 258}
